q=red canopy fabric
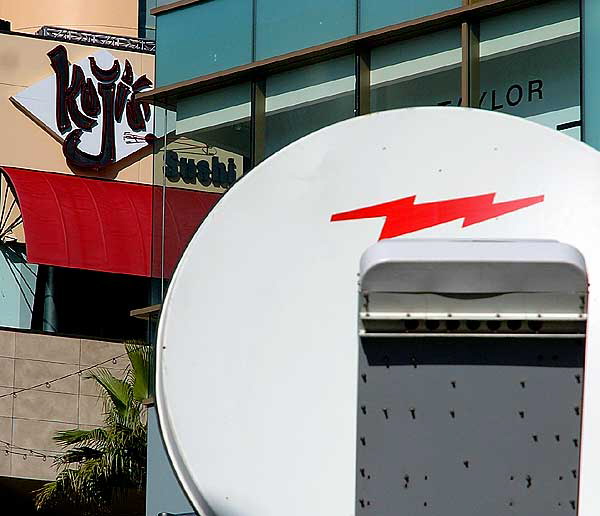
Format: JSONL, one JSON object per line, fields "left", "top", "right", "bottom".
{"left": 2, "top": 167, "right": 221, "bottom": 277}
{"left": 156, "top": 186, "right": 223, "bottom": 278}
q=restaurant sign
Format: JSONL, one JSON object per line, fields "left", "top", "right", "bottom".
{"left": 11, "top": 45, "right": 154, "bottom": 173}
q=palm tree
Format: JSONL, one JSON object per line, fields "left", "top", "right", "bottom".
{"left": 34, "top": 343, "right": 151, "bottom": 515}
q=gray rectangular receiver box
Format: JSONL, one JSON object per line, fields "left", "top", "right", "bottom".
{"left": 356, "top": 240, "right": 587, "bottom": 516}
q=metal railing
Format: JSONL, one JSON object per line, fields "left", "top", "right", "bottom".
{"left": 36, "top": 26, "right": 155, "bottom": 54}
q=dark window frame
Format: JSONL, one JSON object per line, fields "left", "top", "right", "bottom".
{"left": 141, "top": 0, "right": 580, "bottom": 169}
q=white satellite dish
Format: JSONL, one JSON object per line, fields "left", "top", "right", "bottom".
{"left": 156, "top": 107, "right": 600, "bottom": 516}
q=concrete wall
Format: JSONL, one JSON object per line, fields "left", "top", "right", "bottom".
{"left": 0, "top": 0, "right": 139, "bottom": 37}
{"left": 0, "top": 329, "right": 127, "bottom": 480}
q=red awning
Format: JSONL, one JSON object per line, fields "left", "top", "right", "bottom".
{"left": 2, "top": 167, "right": 221, "bottom": 277}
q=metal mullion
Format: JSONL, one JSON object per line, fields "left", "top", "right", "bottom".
{"left": 579, "top": 0, "right": 585, "bottom": 142}
{"left": 461, "top": 1, "right": 480, "bottom": 107}
{"left": 355, "top": 47, "right": 371, "bottom": 116}
{"left": 251, "top": 78, "right": 266, "bottom": 166}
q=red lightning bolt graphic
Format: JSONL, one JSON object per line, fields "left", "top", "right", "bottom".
{"left": 331, "top": 193, "right": 544, "bottom": 240}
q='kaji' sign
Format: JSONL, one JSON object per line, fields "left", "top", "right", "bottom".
{"left": 11, "top": 45, "right": 154, "bottom": 173}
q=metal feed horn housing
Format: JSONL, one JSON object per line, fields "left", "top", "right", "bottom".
{"left": 359, "top": 239, "right": 588, "bottom": 338}
{"left": 356, "top": 238, "right": 587, "bottom": 515}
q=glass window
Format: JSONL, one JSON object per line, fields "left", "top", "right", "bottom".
{"left": 152, "top": 86, "right": 252, "bottom": 296}
{"left": 151, "top": 105, "right": 175, "bottom": 295}
{"left": 370, "top": 28, "right": 462, "bottom": 112}
{"left": 479, "top": 0, "right": 581, "bottom": 139}
{"left": 0, "top": 244, "right": 37, "bottom": 330}
{"left": 139, "top": 0, "right": 157, "bottom": 40}
{"left": 265, "top": 56, "right": 356, "bottom": 157}
{"left": 155, "top": 0, "right": 253, "bottom": 87}
{"left": 360, "top": 0, "right": 461, "bottom": 33}
{"left": 255, "top": 0, "right": 356, "bottom": 60}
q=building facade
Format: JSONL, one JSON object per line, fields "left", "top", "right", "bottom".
{"left": 145, "top": 0, "right": 600, "bottom": 515}
{"left": 0, "top": 2, "right": 156, "bottom": 514}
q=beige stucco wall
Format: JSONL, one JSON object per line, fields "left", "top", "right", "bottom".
{"left": 0, "top": 329, "right": 127, "bottom": 480}
{"left": 0, "top": 31, "right": 154, "bottom": 185}
{"left": 0, "top": 0, "right": 139, "bottom": 37}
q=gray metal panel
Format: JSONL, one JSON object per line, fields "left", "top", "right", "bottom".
{"left": 146, "top": 408, "right": 196, "bottom": 516}
{"left": 360, "top": 240, "right": 587, "bottom": 294}
{"left": 356, "top": 336, "right": 584, "bottom": 515}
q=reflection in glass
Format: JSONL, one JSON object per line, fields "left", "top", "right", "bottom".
{"left": 479, "top": 0, "right": 581, "bottom": 139}
{"left": 155, "top": 0, "right": 252, "bottom": 86}
{"left": 370, "top": 28, "right": 461, "bottom": 112}
{"left": 265, "top": 56, "right": 356, "bottom": 157}
{"left": 152, "top": 86, "right": 252, "bottom": 296}
{"left": 255, "top": 0, "right": 356, "bottom": 60}
{"left": 360, "top": 0, "right": 460, "bottom": 33}
{"left": 174, "top": 84, "right": 252, "bottom": 185}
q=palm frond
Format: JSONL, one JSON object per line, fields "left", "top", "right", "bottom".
{"left": 53, "top": 427, "right": 108, "bottom": 447}
{"left": 87, "top": 368, "right": 132, "bottom": 419}
{"left": 35, "top": 345, "right": 150, "bottom": 514}
{"left": 126, "top": 342, "right": 151, "bottom": 402}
